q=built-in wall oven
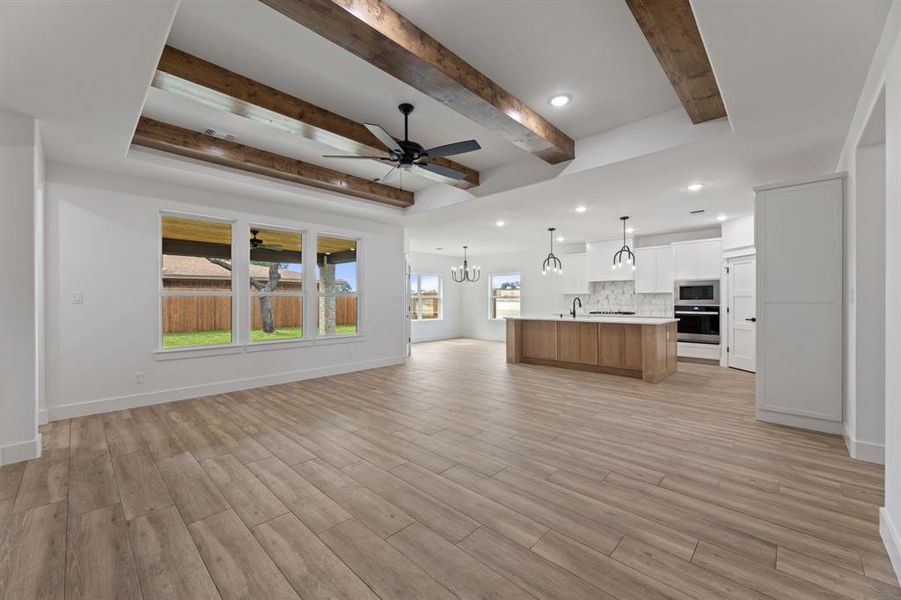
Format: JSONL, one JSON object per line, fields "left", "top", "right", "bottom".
{"left": 674, "top": 280, "right": 720, "bottom": 344}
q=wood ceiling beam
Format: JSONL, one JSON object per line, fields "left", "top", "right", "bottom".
{"left": 154, "top": 46, "right": 479, "bottom": 189}
{"left": 257, "top": 0, "right": 575, "bottom": 164}
{"left": 625, "top": 0, "right": 727, "bottom": 124}
{"left": 132, "top": 117, "right": 414, "bottom": 207}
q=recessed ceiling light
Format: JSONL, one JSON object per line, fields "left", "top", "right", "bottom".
{"left": 687, "top": 182, "right": 704, "bottom": 192}
{"left": 716, "top": 214, "right": 728, "bottom": 222}
{"left": 575, "top": 206, "right": 587, "bottom": 213}
{"left": 549, "top": 94, "right": 571, "bottom": 107}
{"left": 495, "top": 220, "right": 506, "bottom": 227}
{"left": 625, "top": 227, "right": 635, "bottom": 234}
{"left": 556, "top": 235, "right": 565, "bottom": 242}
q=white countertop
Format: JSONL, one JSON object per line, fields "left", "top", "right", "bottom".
{"left": 507, "top": 315, "right": 678, "bottom": 325}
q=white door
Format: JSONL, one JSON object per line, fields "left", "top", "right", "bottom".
{"left": 728, "top": 256, "right": 756, "bottom": 372}
{"left": 405, "top": 260, "right": 412, "bottom": 357}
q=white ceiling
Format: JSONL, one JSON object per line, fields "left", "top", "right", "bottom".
{"left": 406, "top": 0, "right": 892, "bottom": 255}
{"left": 0, "top": 0, "right": 892, "bottom": 256}
{"left": 385, "top": 0, "right": 682, "bottom": 139}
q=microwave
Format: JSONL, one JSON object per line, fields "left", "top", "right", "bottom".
{"left": 674, "top": 279, "right": 719, "bottom": 306}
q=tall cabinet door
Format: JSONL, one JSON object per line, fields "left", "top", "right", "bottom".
{"left": 756, "top": 176, "right": 843, "bottom": 430}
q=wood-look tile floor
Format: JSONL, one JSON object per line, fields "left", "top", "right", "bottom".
{"left": 1, "top": 338, "right": 898, "bottom": 599}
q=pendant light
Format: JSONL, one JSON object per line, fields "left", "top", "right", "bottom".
{"left": 542, "top": 227, "right": 563, "bottom": 275}
{"left": 612, "top": 216, "right": 636, "bottom": 271}
{"left": 451, "top": 245, "right": 480, "bottom": 283}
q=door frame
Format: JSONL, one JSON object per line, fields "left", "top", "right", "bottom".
{"left": 720, "top": 247, "right": 756, "bottom": 368}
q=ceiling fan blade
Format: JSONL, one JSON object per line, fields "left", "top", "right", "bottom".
{"left": 414, "top": 162, "right": 467, "bottom": 180}
{"left": 322, "top": 154, "right": 393, "bottom": 160}
{"left": 364, "top": 124, "right": 403, "bottom": 153}
{"left": 423, "top": 139, "right": 481, "bottom": 158}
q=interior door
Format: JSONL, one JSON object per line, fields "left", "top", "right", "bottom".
{"left": 405, "top": 259, "right": 412, "bottom": 357}
{"left": 728, "top": 256, "right": 756, "bottom": 372}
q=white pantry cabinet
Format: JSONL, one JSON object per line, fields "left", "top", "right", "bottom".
{"left": 586, "top": 238, "right": 635, "bottom": 282}
{"left": 634, "top": 245, "right": 674, "bottom": 294}
{"left": 755, "top": 174, "right": 844, "bottom": 434}
{"left": 559, "top": 253, "right": 589, "bottom": 294}
{"left": 673, "top": 239, "right": 722, "bottom": 280}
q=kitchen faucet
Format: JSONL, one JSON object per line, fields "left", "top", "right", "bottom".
{"left": 570, "top": 297, "right": 582, "bottom": 319}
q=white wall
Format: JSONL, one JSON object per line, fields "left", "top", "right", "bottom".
{"left": 635, "top": 226, "right": 721, "bottom": 248}
{"left": 0, "top": 109, "right": 42, "bottom": 464}
{"left": 855, "top": 143, "right": 886, "bottom": 460}
{"left": 837, "top": 2, "right": 901, "bottom": 582}
{"left": 722, "top": 215, "right": 755, "bottom": 251}
{"left": 460, "top": 248, "right": 567, "bottom": 341}
{"left": 43, "top": 164, "right": 406, "bottom": 421}
{"left": 408, "top": 252, "right": 463, "bottom": 342}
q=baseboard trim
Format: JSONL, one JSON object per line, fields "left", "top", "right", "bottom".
{"left": 412, "top": 334, "right": 462, "bottom": 343}
{"left": 880, "top": 507, "right": 901, "bottom": 586}
{"left": 46, "top": 355, "right": 406, "bottom": 421}
{"left": 845, "top": 434, "right": 885, "bottom": 464}
{"left": 756, "top": 409, "right": 844, "bottom": 435}
{"left": 0, "top": 434, "right": 41, "bottom": 465}
{"left": 38, "top": 409, "right": 49, "bottom": 426}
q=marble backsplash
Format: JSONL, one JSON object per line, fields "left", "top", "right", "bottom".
{"left": 563, "top": 281, "right": 674, "bottom": 317}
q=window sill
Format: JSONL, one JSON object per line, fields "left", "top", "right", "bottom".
{"left": 314, "top": 333, "right": 366, "bottom": 346}
{"left": 154, "top": 335, "right": 366, "bottom": 360}
{"left": 245, "top": 339, "right": 314, "bottom": 353}
{"left": 154, "top": 344, "right": 244, "bottom": 361}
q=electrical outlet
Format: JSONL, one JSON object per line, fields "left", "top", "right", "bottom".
{"left": 133, "top": 372, "right": 144, "bottom": 385}
{"left": 73, "top": 292, "right": 84, "bottom": 305}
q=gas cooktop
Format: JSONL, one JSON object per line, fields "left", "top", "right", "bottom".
{"left": 588, "top": 311, "right": 636, "bottom": 315}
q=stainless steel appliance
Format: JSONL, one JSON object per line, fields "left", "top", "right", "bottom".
{"left": 674, "top": 304, "right": 720, "bottom": 344}
{"left": 674, "top": 279, "right": 720, "bottom": 306}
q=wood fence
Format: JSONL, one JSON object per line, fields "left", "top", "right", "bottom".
{"left": 162, "top": 295, "right": 357, "bottom": 332}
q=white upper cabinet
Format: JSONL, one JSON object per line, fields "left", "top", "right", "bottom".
{"left": 559, "top": 253, "right": 589, "bottom": 294}
{"left": 634, "top": 245, "right": 674, "bottom": 294}
{"left": 673, "top": 239, "right": 722, "bottom": 280}
{"left": 586, "top": 238, "right": 635, "bottom": 282}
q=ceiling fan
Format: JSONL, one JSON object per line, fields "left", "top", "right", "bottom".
{"left": 250, "top": 229, "right": 283, "bottom": 250}
{"left": 323, "top": 103, "right": 480, "bottom": 183}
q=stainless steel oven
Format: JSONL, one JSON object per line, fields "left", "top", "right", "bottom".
{"left": 674, "top": 304, "right": 720, "bottom": 344}
{"left": 674, "top": 279, "right": 720, "bottom": 306}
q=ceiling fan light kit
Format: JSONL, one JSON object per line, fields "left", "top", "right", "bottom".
{"left": 612, "top": 216, "right": 636, "bottom": 271}
{"left": 323, "top": 103, "right": 481, "bottom": 185}
{"left": 541, "top": 227, "right": 563, "bottom": 275}
{"left": 451, "top": 245, "right": 480, "bottom": 283}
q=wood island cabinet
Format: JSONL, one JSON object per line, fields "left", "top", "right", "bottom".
{"left": 507, "top": 318, "right": 678, "bottom": 383}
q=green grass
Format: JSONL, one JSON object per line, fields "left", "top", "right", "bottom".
{"left": 163, "top": 326, "right": 356, "bottom": 347}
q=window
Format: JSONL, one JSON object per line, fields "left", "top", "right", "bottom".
{"left": 317, "top": 235, "right": 358, "bottom": 336}
{"left": 410, "top": 273, "right": 442, "bottom": 320}
{"left": 160, "top": 214, "right": 234, "bottom": 348}
{"left": 490, "top": 273, "right": 521, "bottom": 319}
{"left": 249, "top": 226, "right": 303, "bottom": 343}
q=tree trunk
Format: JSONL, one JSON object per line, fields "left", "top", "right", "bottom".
{"left": 258, "top": 295, "right": 274, "bottom": 333}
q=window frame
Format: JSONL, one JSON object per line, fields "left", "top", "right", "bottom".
{"left": 315, "top": 233, "right": 362, "bottom": 339}
{"left": 489, "top": 272, "right": 522, "bottom": 320}
{"left": 247, "top": 222, "right": 307, "bottom": 346}
{"left": 409, "top": 273, "right": 443, "bottom": 321}
{"left": 158, "top": 210, "right": 238, "bottom": 353}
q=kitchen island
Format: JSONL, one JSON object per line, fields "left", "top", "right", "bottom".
{"left": 506, "top": 315, "right": 678, "bottom": 383}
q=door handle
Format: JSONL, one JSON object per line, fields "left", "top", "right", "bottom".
{"left": 745, "top": 317, "right": 757, "bottom": 322}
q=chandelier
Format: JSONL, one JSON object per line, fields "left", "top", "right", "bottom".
{"left": 541, "top": 227, "right": 563, "bottom": 275}
{"left": 451, "top": 246, "right": 480, "bottom": 283}
{"left": 612, "top": 216, "right": 636, "bottom": 271}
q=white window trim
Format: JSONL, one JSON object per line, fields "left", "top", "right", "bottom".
{"left": 315, "top": 233, "right": 362, "bottom": 339}
{"left": 488, "top": 272, "right": 522, "bottom": 321}
{"left": 410, "top": 272, "right": 443, "bottom": 321}
{"left": 248, "top": 223, "right": 307, "bottom": 346}
{"left": 158, "top": 211, "right": 239, "bottom": 353}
